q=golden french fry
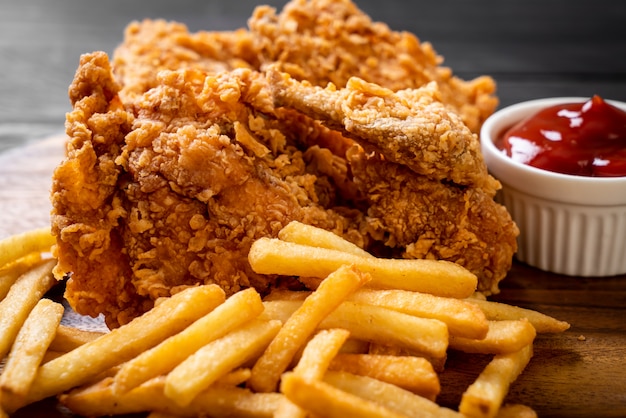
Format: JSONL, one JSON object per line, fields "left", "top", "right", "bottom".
{"left": 260, "top": 299, "right": 449, "bottom": 360}
{"left": 0, "top": 259, "right": 56, "bottom": 360}
{"left": 495, "top": 404, "right": 538, "bottom": 418}
{"left": 0, "top": 299, "right": 64, "bottom": 412}
{"left": 60, "top": 376, "right": 283, "bottom": 417}
{"left": 278, "top": 221, "right": 373, "bottom": 258}
{"left": 48, "top": 325, "right": 105, "bottom": 352}
{"left": 367, "top": 343, "right": 448, "bottom": 373}
{"left": 459, "top": 344, "right": 533, "bottom": 418}
{"left": 324, "top": 371, "right": 463, "bottom": 418}
{"left": 281, "top": 372, "right": 408, "bottom": 418}
{"left": 466, "top": 298, "right": 570, "bottom": 333}
{"left": 165, "top": 319, "right": 282, "bottom": 407}
{"left": 265, "top": 288, "right": 487, "bottom": 339}
{"left": 293, "top": 329, "right": 351, "bottom": 380}
{"left": 449, "top": 320, "right": 536, "bottom": 355}
{"left": 328, "top": 354, "right": 440, "bottom": 400}
{"left": 248, "top": 238, "right": 477, "bottom": 298}
{"left": 215, "top": 368, "right": 252, "bottom": 387}
{"left": 113, "top": 287, "right": 263, "bottom": 394}
{"left": 0, "top": 228, "right": 55, "bottom": 270}
{"left": 0, "top": 252, "right": 43, "bottom": 300}
{"left": 25, "top": 284, "right": 226, "bottom": 405}
{"left": 275, "top": 328, "right": 351, "bottom": 418}
{"left": 249, "top": 265, "right": 370, "bottom": 393}
{"left": 349, "top": 288, "right": 489, "bottom": 339}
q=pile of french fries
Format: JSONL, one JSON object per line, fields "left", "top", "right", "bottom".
{"left": 0, "top": 222, "right": 570, "bottom": 418}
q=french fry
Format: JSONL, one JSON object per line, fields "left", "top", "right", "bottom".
{"left": 328, "top": 354, "right": 440, "bottom": 400}
{"left": 349, "top": 288, "right": 489, "bottom": 339}
{"left": 216, "top": 368, "right": 252, "bottom": 387}
{"left": 367, "top": 343, "right": 448, "bottom": 373}
{"left": 248, "top": 238, "right": 477, "bottom": 298}
{"left": 0, "top": 259, "right": 56, "bottom": 360}
{"left": 278, "top": 221, "right": 373, "bottom": 258}
{"left": 449, "top": 320, "right": 536, "bottom": 355}
{"left": 249, "top": 265, "right": 370, "bottom": 393}
{"left": 466, "top": 298, "right": 570, "bottom": 333}
{"left": 165, "top": 319, "right": 282, "bottom": 407}
{"left": 113, "top": 287, "right": 264, "bottom": 394}
{"left": 293, "top": 329, "right": 351, "bottom": 379}
{"left": 280, "top": 372, "right": 409, "bottom": 418}
{"left": 24, "top": 284, "right": 226, "bottom": 405}
{"left": 323, "top": 371, "right": 463, "bottom": 418}
{"left": 260, "top": 300, "right": 449, "bottom": 360}
{"left": 459, "top": 344, "right": 533, "bottom": 418}
{"left": 48, "top": 325, "right": 105, "bottom": 352}
{"left": 0, "top": 227, "right": 55, "bottom": 269}
{"left": 275, "top": 329, "right": 351, "bottom": 418}
{"left": 0, "top": 299, "right": 64, "bottom": 412}
{"left": 60, "top": 376, "right": 283, "bottom": 417}
{"left": 0, "top": 252, "right": 42, "bottom": 300}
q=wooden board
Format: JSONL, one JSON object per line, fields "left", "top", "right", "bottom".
{"left": 2, "top": 137, "right": 625, "bottom": 418}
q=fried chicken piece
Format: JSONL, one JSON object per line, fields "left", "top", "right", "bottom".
{"left": 268, "top": 69, "right": 499, "bottom": 192}
{"left": 112, "top": 19, "right": 259, "bottom": 103}
{"left": 347, "top": 149, "right": 518, "bottom": 294}
{"left": 51, "top": 53, "right": 146, "bottom": 325}
{"left": 267, "top": 70, "right": 518, "bottom": 293}
{"left": 52, "top": 52, "right": 365, "bottom": 327}
{"left": 249, "top": 0, "right": 497, "bottom": 133}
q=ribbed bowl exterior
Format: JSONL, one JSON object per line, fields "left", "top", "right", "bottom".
{"left": 499, "top": 186, "right": 626, "bottom": 277}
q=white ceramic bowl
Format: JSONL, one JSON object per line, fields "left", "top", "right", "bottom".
{"left": 481, "top": 97, "right": 626, "bottom": 276}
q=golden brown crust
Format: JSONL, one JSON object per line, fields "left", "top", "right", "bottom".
{"left": 268, "top": 69, "right": 499, "bottom": 192}
{"left": 249, "top": 0, "right": 497, "bottom": 132}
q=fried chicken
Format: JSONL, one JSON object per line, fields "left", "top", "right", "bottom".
{"left": 248, "top": 0, "right": 497, "bottom": 133}
{"left": 51, "top": 0, "right": 516, "bottom": 327}
{"left": 267, "top": 70, "right": 518, "bottom": 294}
{"left": 268, "top": 69, "right": 499, "bottom": 191}
{"left": 53, "top": 52, "right": 365, "bottom": 327}
{"left": 112, "top": 19, "right": 259, "bottom": 104}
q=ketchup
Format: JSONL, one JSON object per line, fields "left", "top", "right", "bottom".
{"left": 496, "top": 95, "right": 626, "bottom": 177}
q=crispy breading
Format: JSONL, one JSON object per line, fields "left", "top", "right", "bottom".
{"left": 268, "top": 69, "right": 499, "bottom": 191}
{"left": 249, "top": 0, "right": 497, "bottom": 132}
{"left": 112, "top": 19, "right": 259, "bottom": 104}
{"left": 347, "top": 149, "right": 518, "bottom": 295}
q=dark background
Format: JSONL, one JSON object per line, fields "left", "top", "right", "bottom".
{"left": 1, "top": 0, "right": 625, "bottom": 152}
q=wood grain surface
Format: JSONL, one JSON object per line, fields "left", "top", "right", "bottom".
{"left": 2, "top": 136, "right": 625, "bottom": 418}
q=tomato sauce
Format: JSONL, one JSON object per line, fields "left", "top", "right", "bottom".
{"left": 496, "top": 95, "right": 626, "bottom": 177}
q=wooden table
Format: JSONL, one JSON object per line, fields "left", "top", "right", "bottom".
{"left": 2, "top": 1, "right": 626, "bottom": 417}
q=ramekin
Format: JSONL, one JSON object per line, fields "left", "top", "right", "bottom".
{"left": 480, "top": 97, "right": 626, "bottom": 276}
